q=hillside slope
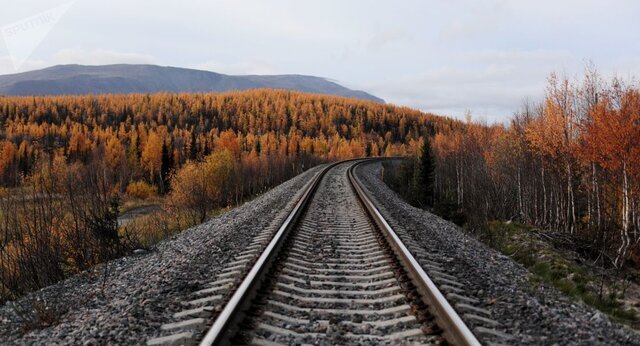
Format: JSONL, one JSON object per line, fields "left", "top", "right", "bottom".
{"left": 0, "top": 64, "right": 383, "bottom": 102}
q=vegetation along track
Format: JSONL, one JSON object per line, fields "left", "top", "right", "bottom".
{"left": 148, "top": 159, "right": 480, "bottom": 345}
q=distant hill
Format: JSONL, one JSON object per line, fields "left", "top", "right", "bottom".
{"left": 0, "top": 64, "right": 384, "bottom": 102}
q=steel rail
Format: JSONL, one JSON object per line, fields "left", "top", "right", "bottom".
{"left": 200, "top": 158, "right": 480, "bottom": 346}
{"left": 199, "top": 161, "right": 342, "bottom": 346}
{"left": 348, "top": 159, "right": 481, "bottom": 346}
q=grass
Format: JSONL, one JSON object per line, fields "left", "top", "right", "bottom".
{"left": 482, "top": 221, "right": 638, "bottom": 324}
{"left": 118, "top": 207, "right": 185, "bottom": 248}
{"left": 118, "top": 196, "right": 162, "bottom": 215}
{"left": 117, "top": 198, "right": 227, "bottom": 249}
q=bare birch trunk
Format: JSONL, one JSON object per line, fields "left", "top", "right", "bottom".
{"left": 567, "top": 162, "right": 575, "bottom": 234}
{"left": 596, "top": 167, "right": 601, "bottom": 229}
{"left": 542, "top": 162, "right": 547, "bottom": 226}
{"left": 460, "top": 155, "right": 464, "bottom": 207}
{"left": 518, "top": 168, "right": 524, "bottom": 222}
{"left": 616, "top": 162, "right": 631, "bottom": 267}
{"left": 556, "top": 189, "right": 561, "bottom": 230}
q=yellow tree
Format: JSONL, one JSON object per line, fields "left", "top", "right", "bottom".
{"left": 105, "top": 135, "right": 124, "bottom": 172}
{"left": 142, "top": 131, "right": 163, "bottom": 183}
{"left": 167, "top": 150, "right": 236, "bottom": 223}
{"left": 217, "top": 130, "right": 241, "bottom": 158}
{"left": 0, "top": 141, "right": 17, "bottom": 185}
{"left": 68, "top": 125, "right": 91, "bottom": 161}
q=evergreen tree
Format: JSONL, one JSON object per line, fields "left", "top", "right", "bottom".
{"left": 189, "top": 132, "right": 198, "bottom": 160}
{"left": 418, "top": 138, "right": 435, "bottom": 207}
{"left": 255, "top": 138, "right": 261, "bottom": 155}
{"left": 160, "top": 142, "right": 174, "bottom": 194}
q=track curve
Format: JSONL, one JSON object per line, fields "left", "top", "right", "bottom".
{"left": 149, "top": 159, "right": 479, "bottom": 346}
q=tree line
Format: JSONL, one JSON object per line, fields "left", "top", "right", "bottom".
{"left": 429, "top": 68, "right": 640, "bottom": 268}
{"left": 0, "top": 89, "right": 458, "bottom": 190}
{"left": 0, "top": 89, "right": 457, "bottom": 302}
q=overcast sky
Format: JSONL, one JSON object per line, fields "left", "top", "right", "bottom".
{"left": 1, "top": 1, "right": 639, "bottom": 122}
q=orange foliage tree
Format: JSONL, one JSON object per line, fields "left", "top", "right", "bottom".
{"left": 429, "top": 70, "right": 640, "bottom": 268}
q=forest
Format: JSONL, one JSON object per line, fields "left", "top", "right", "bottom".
{"left": 430, "top": 69, "right": 639, "bottom": 268}
{"left": 1, "top": 70, "right": 638, "bottom": 312}
{"left": 384, "top": 68, "right": 640, "bottom": 312}
{"left": 0, "top": 89, "right": 459, "bottom": 302}
{"left": 376, "top": 68, "right": 640, "bottom": 323}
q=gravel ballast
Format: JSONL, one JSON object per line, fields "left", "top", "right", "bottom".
{"left": 0, "top": 165, "right": 324, "bottom": 345}
{"left": 243, "top": 163, "right": 439, "bottom": 345}
{"left": 356, "top": 160, "right": 640, "bottom": 345}
{"left": 3, "top": 159, "right": 639, "bottom": 345}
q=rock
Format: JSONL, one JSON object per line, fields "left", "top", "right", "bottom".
{"left": 133, "top": 249, "right": 148, "bottom": 255}
{"left": 590, "top": 312, "right": 605, "bottom": 323}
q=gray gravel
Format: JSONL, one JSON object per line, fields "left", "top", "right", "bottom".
{"left": 356, "top": 160, "right": 640, "bottom": 345}
{"left": 0, "top": 165, "right": 324, "bottom": 345}
{"left": 4, "top": 159, "right": 638, "bottom": 345}
{"left": 245, "top": 163, "right": 439, "bottom": 345}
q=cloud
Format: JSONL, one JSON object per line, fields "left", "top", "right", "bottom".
{"left": 366, "top": 30, "right": 408, "bottom": 50}
{"left": 600, "top": 56, "right": 640, "bottom": 82}
{"left": 439, "top": 19, "right": 496, "bottom": 43}
{"left": 1, "top": 2, "right": 74, "bottom": 70}
{"left": 0, "top": 0, "right": 638, "bottom": 124}
{"left": 210, "top": 0, "right": 353, "bottom": 43}
{"left": 437, "top": 1, "right": 505, "bottom": 43}
{"left": 53, "top": 48, "right": 155, "bottom": 65}
{"left": 0, "top": 55, "right": 47, "bottom": 74}
{"left": 459, "top": 49, "right": 571, "bottom": 65}
{"left": 367, "top": 49, "right": 572, "bottom": 122}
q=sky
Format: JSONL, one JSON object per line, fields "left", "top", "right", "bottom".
{"left": 1, "top": 1, "right": 639, "bottom": 123}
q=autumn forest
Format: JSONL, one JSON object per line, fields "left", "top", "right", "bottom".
{"left": 1, "top": 68, "right": 639, "bottom": 308}
{"left": 432, "top": 69, "right": 640, "bottom": 268}
{"left": 0, "top": 89, "right": 455, "bottom": 301}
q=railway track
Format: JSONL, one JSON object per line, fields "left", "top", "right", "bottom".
{"left": 148, "top": 160, "right": 481, "bottom": 345}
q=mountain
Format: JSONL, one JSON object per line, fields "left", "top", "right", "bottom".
{"left": 0, "top": 64, "right": 384, "bottom": 102}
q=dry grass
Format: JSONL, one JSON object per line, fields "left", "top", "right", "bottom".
{"left": 482, "top": 221, "right": 638, "bottom": 325}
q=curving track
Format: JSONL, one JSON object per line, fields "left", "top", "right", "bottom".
{"left": 148, "top": 160, "right": 480, "bottom": 346}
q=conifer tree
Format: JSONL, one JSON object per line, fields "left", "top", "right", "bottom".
{"left": 418, "top": 138, "right": 435, "bottom": 207}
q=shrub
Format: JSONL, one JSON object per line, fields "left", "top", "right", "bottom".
{"left": 166, "top": 149, "right": 236, "bottom": 223}
{"left": 126, "top": 181, "right": 157, "bottom": 199}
